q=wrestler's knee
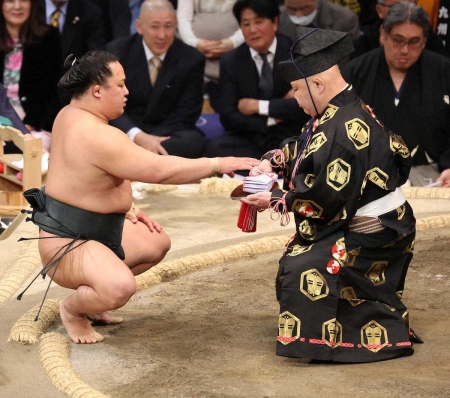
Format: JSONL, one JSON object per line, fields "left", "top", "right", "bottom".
{"left": 144, "top": 231, "right": 171, "bottom": 264}
{"left": 104, "top": 274, "right": 136, "bottom": 309}
{"left": 157, "top": 232, "right": 171, "bottom": 259}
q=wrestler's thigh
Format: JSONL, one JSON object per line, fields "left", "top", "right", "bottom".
{"left": 121, "top": 219, "right": 171, "bottom": 268}
{"left": 38, "top": 231, "right": 134, "bottom": 291}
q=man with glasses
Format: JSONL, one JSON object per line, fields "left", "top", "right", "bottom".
{"left": 342, "top": 2, "right": 450, "bottom": 186}
{"left": 353, "top": 0, "right": 447, "bottom": 58}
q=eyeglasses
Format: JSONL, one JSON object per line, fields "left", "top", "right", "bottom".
{"left": 388, "top": 34, "right": 424, "bottom": 49}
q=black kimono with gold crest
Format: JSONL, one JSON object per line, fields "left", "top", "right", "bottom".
{"left": 268, "top": 85, "right": 417, "bottom": 363}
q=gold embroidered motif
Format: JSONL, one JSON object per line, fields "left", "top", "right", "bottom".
{"left": 304, "top": 132, "right": 327, "bottom": 158}
{"left": 304, "top": 174, "right": 316, "bottom": 188}
{"left": 319, "top": 104, "right": 338, "bottom": 124}
{"left": 340, "top": 287, "right": 365, "bottom": 306}
{"left": 298, "top": 219, "right": 317, "bottom": 240}
{"left": 365, "top": 261, "right": 388, "bottom": 286}
{"left": 344, "top": 247, "right": 360, "bottom": 266}
{"left": 366, "top": 167, "right": 389, "bottom": 189}
{"left": 287, "top": 244, "right": 313, "bottom": 256}
{"left": 292, "top": 199, "right": 323, "bottom": 218}
{"left": 361, "top": 321, "right": 388, "bottom": 353}
{"left": 403, "top": 239, "right": 415, "bottom": 254}
{"left": 283, "top": 143, "right": 297, "bottom": 162}
{"left": 322, "top": 318, "right": 342, "bottom": 348}
{"left": 390, "top": 134, "right": 410, "bottom": 158}
{"left": 327, "top": 158, "right": 351, "bottom": 191}
{"left": 278, "top": 311, "right": 300, "bottom": 345}
{"left": 397, "top": 204, "right": 406, "bottom": 220}
{"left": 300, "top": 268, "right": 329, "bottom": 300}
{"left": 345, "top": 118, "right": 370, "bottom": 150}
{"left": 327, "top": 207, "right": 347, "bottom": 225}
{"left": 402, "top": 311, "right": 410, "bottom": 329}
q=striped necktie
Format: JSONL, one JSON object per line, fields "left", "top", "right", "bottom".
{"left": 150, "top": 56, "right": 161, "bottom": 86}
{"left": 51, "top": 8, "right": 61, "bottom": 28}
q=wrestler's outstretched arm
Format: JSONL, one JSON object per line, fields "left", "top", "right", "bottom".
{"left": 90, "top": 124, "right": 260, "bottom": 185}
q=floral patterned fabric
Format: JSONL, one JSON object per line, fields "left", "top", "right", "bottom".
{"left": 3, "top": 40, "right": 23, "bottom": 108}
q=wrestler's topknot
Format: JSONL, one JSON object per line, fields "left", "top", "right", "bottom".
{"left": 58, "top": 50, "right": 118, "bottom": 101}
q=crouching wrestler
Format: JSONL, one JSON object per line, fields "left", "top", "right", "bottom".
{"left": 20, "top": 50, "right": 259, "bottom": 344}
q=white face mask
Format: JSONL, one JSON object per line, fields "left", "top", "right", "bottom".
{"left": 288, "top": 9, "right": 318, "bottom": 26}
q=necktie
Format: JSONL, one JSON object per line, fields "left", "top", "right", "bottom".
{"left": 51, "top": 8, "right": 61, "bottom": 28}
{"left": 259, "top": 52, "right": 273, "bottom": 100}
{"left": 150, "top": 56, "right": 161, "bottom": 86}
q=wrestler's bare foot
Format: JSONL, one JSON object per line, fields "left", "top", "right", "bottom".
{"left": 86, "top": 312, "right": 123, "bottom": 326}
{"left": 59, "top": 300, "right": 104, "bottom": 344}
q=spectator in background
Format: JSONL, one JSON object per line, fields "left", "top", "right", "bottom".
{"left": 107, "top": 0, "right": 206, "bottom": 158}
{"left": 129, "top": 0, "right": 176, "bottom": 34}
{"left": 1, "top": 0, "right": 63, "bottom": 151}
{"left": 278, "top": 0, "right": 361, "bottom": 42}
{"left": 206, "top": 0, "right": 308, "bottom": 166}
{"left": 341, "top": 2, "right": 450, "bottom": 187}
{"left": 352, "top": 0, "right": 447, "bottom": 58}
{"left": 42, "top": 0, "right": 107, "bottom": 59}
{"left": 177, "top": 0, "right": 244, "bottom": 111}
{"left": 91, "top": 0, "right": 131, "bottom": 42}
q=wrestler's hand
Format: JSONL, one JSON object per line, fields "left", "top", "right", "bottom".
{"left": 127, "top": 209, "right": 163, "bottom": 233}
{"left": 217, "top": 157, "right": 260, "bottom": 178}
{"left": 241, "top": 191, "right": 271, "bottom": 210}
{"left": 249, "top": 159, "right": 273, "bottom": 176}
{"left": 436, "top": 168, "right": 450, "bottom": 187}
{"left": 238, "top": 98, "right": 259, "bottom": 115}
{"left": 134, "top": 132, "right": 170, "bottom": 155}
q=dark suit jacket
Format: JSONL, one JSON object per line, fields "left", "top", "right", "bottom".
{"left": 279, "top": 0, "right": 361, "bottom": 41}
{"left": 91, "top": 0, "right": 131, "bottom": 42}
{"left": 41, "top": 0, "right": 107, "bottom": 59}
{"left": 0, "top": 27, "right": 63, "bottom": 132}
{"left": 106, "top": 34, "right": 205, "bottom": 135}
{"left": 218, "top": 33, "right": 308, "bottom": 145}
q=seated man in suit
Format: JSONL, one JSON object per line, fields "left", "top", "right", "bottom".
{"left": 206, "top": 0, "right": 308, "bottom": 164}
{"left": 107, "top": 0, "right": 206, "bottom": 158}
{"left": 278, "top": 0, "right": 361, "bottom": 42}
{"left": 43, "top": 0, "right": 107, "bottom": 60}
